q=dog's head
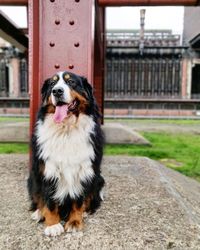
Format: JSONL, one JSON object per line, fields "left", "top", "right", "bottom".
{"left": 41, "top": 71, "right": 94, "bottom": 123}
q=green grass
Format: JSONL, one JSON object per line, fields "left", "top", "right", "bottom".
{"left": 0, "top": 117, "right": 29, "bottom": 123}
{"left": 0, "top": 143, "right": 29, "bottom": 154}
{"left": 1, "top": 117, "right": 200, "bottom": 125}
{"left": 105, "top": 132, "right": 200, "bottom": 181}
{"left": 0, "top": 128, "right": 199, "bottom": 182}
{"left": 105, "top": 118, "right": 200, "bottom": 125}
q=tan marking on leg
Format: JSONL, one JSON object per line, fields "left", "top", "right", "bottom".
{"left": 31, "top": 195, "right": 44, "bottom": 222}
{"left": 42, "top": 206, "right": 60, "bottom": 226}
{"left": 32, "top": 194, "right": 44, "bottom": 209}
{"left": 37, "top": 198, "right": 44, "bottom": 212}
{"left": 84, "top": 196, "right": 92, "bottom": 212}
{"left": 64, "top": 202, "right": 87, "bottom": 231}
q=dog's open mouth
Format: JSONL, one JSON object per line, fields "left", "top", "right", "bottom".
{"left": 53, "top": 99, "right": 78, "bottom": 123}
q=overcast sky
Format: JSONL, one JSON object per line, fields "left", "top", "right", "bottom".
{"left": 0, "top": 6, "right": 27, "bottom": 27}
{"left": 106, "top": 7, "right": 184, "bottom": 34}
{"left": 0, "top": 6, "right": 184, "bottom": 35}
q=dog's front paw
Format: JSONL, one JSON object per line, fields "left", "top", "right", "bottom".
{"left": 44, "top": 223, "right": 64, "bottom": 236}
{"left": 31, "top": 209, "right": 43, "bottom": 222}
{"left": 64, "top": 220, "right": 84, "bottom": 233}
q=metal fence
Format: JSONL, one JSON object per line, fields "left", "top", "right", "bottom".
{"left": 105, "top": 52, "right": 182, "bottom": 99}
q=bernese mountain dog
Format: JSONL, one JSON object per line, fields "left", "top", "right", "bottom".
{"left": 28, "top": 71, "right": 105, "bottom": 236}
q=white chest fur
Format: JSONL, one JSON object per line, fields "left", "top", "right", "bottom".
{"left": 36, "top": 114, "right": 95, "bottom": 202}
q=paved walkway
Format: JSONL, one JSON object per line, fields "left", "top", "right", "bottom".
{"left": 108, "top": 120, "right": 200, "bottom": 134}
{"left": 0, "top": 155, "right": 200, "bottom": 249}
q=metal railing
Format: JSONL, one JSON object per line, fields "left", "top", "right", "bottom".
{"left": 105, "top": 53, "right": 182, "bottom": 99}
{"left": 106, "top": 30, "right": 181, "bottom": 47}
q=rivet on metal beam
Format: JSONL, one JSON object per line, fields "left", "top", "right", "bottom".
{"left": 55, "top": 64, "right": 60, "bottom": 69}
{"left": 49, "top": 42, "right": 55, "bottom": 47}
{"left": 69, "top": 20, "right": 75, "bottom": 25}
{"left": 74, "top": 42, "right": 80, "bottom": 47}
{"left": 69, "top": 64, "right": 74, "bottom": 69}
{"left": 55, "top": 19, "right": 60, "bottom": 25}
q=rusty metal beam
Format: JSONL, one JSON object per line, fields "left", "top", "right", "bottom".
{"left": 0, "top": 0, "right": 27, "bottom": 5}
{"left": 94, "top": 4, "right": 105, "bottom": 122}
{"left": 98, "top": 0, "right": 200, "bottom": 6}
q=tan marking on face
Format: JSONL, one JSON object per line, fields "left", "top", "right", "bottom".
{"left": 71, "top": 90, "right": 88, "bottom": 113}
{"left": 42, "top": 93, "right": 53, "bottom": 107}
{"left": 47, "top": 104, "right": 55, "bottom": 114}
{"left": 42, "top": 206, "right": 60, "bottom": 226}
{"left": 53, "top": 75, "right": 59, "bottom": 81}
{"left": 64, "top": 74, "right": 71, "bottom": 81}
{"left": 45, "top": 96, "right": 55, "bottom": 113}
{"left": 47, "top": 96, "right": 53, "bottom": 104}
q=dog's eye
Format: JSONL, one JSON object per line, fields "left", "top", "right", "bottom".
{"left": 68, "top": 79, "right": 76, "bottom": 87}
{"left": 49, "top": 80, "right": 56, "bottom": 87}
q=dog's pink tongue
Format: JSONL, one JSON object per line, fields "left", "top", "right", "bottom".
{"left": 53, "top": 105, "right": 68, "bottom": 123}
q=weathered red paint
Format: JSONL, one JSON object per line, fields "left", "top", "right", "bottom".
{"left": 94, "top": 4, "right": 105, "bottom": 122}
{"left": 29, "top": 0, "right": 40, "bottom": 134}
{"left": 0, "top": 0, "right": 27, "bottom": 5}
{"left": 98, "top": 0, "right": 200, "bottom": 6}
{"left": 1, "top": 0, "right": 198, "bottom": 6}
{"left": 39, "top": 0, "right": 95, "bottom": 83}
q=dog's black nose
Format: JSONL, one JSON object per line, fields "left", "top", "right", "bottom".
{"left": 52, "top": 87, "right": 64, "bottom": 98}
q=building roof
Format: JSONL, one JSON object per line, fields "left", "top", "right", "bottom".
{"left": 0, "top": 10, "right": 28, "bottom": 52}
{"left": 190, "top": 33, "right": 200, "bottom": 49}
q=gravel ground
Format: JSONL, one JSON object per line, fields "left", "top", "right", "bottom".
{"left": 0, "top": 154, "right": 200, "bottom": 250}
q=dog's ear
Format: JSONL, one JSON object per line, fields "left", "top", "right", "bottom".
{"left": 41, "top": 78, "right": 51, "bottom": 104}
{"left": 81, "top": 77, "right": 94, "bottom": 102}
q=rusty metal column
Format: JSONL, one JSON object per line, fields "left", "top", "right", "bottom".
{"left": 98, "top": 0, "right": 200, "bottom": 6}
{"left": 29, "top": 0, "right": 40, "bottom": 133}
{"left": 29, "top": 0, "right": 95, "bottom": 132}
{"left": 94, "top": 4, "right": 105, "bottom": 121}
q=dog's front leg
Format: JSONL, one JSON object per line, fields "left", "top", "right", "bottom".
{"left": 42, "top": 206, "right": 64, "bottom": 236}
{"left": 64, "top": 201, "right": 86, "bottom": 232}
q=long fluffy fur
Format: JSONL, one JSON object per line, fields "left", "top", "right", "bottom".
{"left": 28, "top": 72, "right": 105, "bottom": 224}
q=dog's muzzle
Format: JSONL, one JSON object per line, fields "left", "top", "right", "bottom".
{"left": 52, "top": 87, "right": 64, "bottom": 98}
